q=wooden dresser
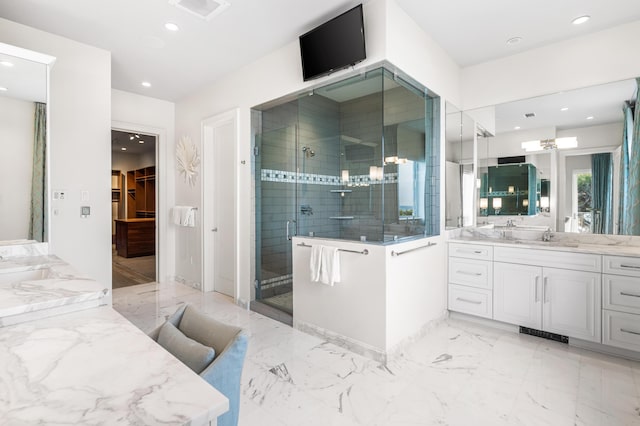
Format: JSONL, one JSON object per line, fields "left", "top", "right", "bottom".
{"left": 115, "top": 218, "right": 155, "bottom": 258}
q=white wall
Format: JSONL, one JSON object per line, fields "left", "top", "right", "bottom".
{"left": 111, "top": 89, "right": 176, "bottom": 282}
{"left": 0, "top": 97, "right": 34, "bottom": 240}
{"left": 462, "top": 20, "right": 640, "bottom": 110}
{"left": 0, "top": 18, "right": 112, "bottom": 287}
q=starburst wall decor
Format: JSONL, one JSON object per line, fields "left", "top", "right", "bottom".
{"left": 176, "top": 136, "right": 200, "bottom": 187}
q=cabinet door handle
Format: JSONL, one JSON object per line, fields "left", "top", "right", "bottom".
{"left": 456, "top": 297, "right": 482, "bottom": 305}
{"left": 621, "top": 292, "right": 640, "bottom": 298}
{"left": 620, "top": 264, "right": 640, "bottom": 269}
{"left": 543, "top": 277, "right": 549, "bottom": 303}
{"left": 535, "top": 276, "right": 540, "bottom": 303}
{"left": 457, "top": 249, "right": 483, "bottom": 255}
{"left": 457, "top": 271, "right": 482, "bottom": 276}
{"left": 621, "top": 328, "right": 640, "bottom": 336}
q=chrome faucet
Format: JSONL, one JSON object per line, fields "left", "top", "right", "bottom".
{"left": 542, "top": 227, "right": 552, "bottom": 242}
{"left": 506, "top": 219, "right": 515, "bottom": 228}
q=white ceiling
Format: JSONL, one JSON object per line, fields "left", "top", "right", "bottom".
{"left": 396, "top": 0, "right": 640, "bottom": 67}
{"left": 3, "top": 1, "right": 640, "bottom": 102}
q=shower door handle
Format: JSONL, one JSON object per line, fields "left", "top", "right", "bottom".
{"left": 286, "top": 220, "right": 297, "bottom": 241}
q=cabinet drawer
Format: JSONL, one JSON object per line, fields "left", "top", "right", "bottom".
{"left": 603, "top": 310, "right": 640, "bottom": 352}
{"left": 448, "top": 243, "right": 493, "bottom": 261}
{"left": 448, "top": 258, "right": 492, "bottom": 289}
{"left": 603, "top": 274, "right": 640, "bottom": 315}
{"left": 494, "top": 246, "right": 601, "bottom": 272}
{"left": 603, "top": 255, "right": 640, "bottom": 278}
{"left": 448, "top": 284, "right": 492, "bottom": 319}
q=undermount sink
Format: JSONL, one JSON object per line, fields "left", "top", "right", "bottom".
{"left": 0, "top": 268, "right": 52, "bottom": 284}
{"left": 511, "top": 240, "right": 579, "bottom": 248}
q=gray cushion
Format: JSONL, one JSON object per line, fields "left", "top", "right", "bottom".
{"left": 157, "top": 321, "right": 215, "bottom": 374}
{"left": 178, "top": 305, "right": 242, "bottom": 356}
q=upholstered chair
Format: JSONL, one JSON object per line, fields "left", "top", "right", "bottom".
{"left": 149, "top": 304, "right": 248, "bottom": 426}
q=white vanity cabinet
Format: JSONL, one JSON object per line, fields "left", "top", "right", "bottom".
{"left": 447, "top": 243, "right": 493, "bottom": 319}
{"left": 493, "top": 261, "right": 601, "bottom": 342}
{"left": 492, "top": 246, "right": 601, "bottom": 342}
{"left": 602, "top": 255, "right": 640, "bottom": 352}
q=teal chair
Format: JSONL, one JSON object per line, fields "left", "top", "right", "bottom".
{"left": 149, "top": 304, "right": 248, "bottom": 426}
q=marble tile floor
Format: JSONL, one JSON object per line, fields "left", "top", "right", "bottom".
{"left": 113, "top": 281, "right": 640, "bottom": 426}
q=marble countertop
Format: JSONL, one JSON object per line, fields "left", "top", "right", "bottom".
{"left": 0, "top": 305, "right": 228, "bottom": 425}
{"left": 0, "top": 255, "right": 108, "bottom": 325}
{"left": 449, "top": 237, "right": 640, "bottom": 257}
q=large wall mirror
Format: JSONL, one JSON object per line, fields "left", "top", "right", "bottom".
{"left": 467, "top": 78, "right": 639, "bottom": 235}
{"left": 0, "top": 42, "right": 55, "bottom": 242}
{"left": 445, "top": 102, "right": 475, "bottom": 229}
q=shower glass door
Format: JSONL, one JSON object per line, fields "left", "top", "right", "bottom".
{"left": 255, "top": 125, "right": 299, "bottom": 315}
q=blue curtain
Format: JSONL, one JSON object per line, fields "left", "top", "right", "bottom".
{"left": 619, "top": 103, "right": 633, "bottom": 233}
{"left": 626, "top": 77, "right": 640, "bottom": 235}
{"left": 28, "top": 103, "right": 46, "bottom": 242}
{"left": 591, "top": 153, "right": 613, "bottom": 234}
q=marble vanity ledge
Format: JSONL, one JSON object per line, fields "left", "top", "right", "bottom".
{"left": 0, "top": 241, "right": 48, "bottom": 258}
{"left": 0, "top": 305, "right": 229, "bottom": 425}
{"left": 0, "top": 254, "right": 67, "bottom": 274}
{"left": 449, "top": 238, "right": 640, "bottom": 257}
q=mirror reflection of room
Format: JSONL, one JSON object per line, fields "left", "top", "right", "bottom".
{"left": 467, "top": 77, "right": 640, "bottom": 235}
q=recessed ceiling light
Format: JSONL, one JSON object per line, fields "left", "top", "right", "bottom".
{"left": 524, "top": 112, "right": 536, "bottom": 118}
{"left": 506, "top": 36, "right": 523, "bottom": 46}
{"left": 164, "top": 22, "right": 180, "bottom": 31}
{"left": 141, "top": 81, "right": 151, "bottom": 88}
{"left": 561, "top": 107, "right": 569, "bottom": 111}
{"left": 586, "top": 116, "right": 594, "bottom": 120}
{"left": 514, "top": 126, "right": 521, "bottom": 130}
{"left": 139, "top": 140, "right": 145, "bottom": 144}
{"left": 0, "top": 61, "right": 13, "bottom": 67}
{"left": 121, "top": 147, "right": 127, "bottom": 151}
{"left": 0, "top": 87, "right": 7, "bottom": 92}
{"left": 572, "top": 15, "right": 590, "bottom": 25}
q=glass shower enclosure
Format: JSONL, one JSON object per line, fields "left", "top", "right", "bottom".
{"left": 253, "top": 67, "right": 440, "bottom": 316}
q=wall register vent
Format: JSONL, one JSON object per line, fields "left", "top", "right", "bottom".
{"left": 519, "top": 326, "right": 568, "bottom": 344}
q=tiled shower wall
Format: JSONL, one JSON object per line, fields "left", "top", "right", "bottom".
{"left": 256, "top": 95, "right": 341, "bottom": 290}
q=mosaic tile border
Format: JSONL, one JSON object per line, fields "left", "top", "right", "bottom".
{"left": 259, "top": 273, "right": 293, "bottom": 290}
{"left": 261, "top": 168, "right": 398, "bottom": 186}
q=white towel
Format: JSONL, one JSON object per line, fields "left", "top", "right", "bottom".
{"left": 320, "top": 246, "right": 341, "bottom": 286}
{"left": 172, "top": 206, "right": 196, "bottom": 227}
{"left": 309, "top": 245, "right": 341, "bottom": 286}
{"left": 310, "top": 244, "right": 322, "bottom": 282}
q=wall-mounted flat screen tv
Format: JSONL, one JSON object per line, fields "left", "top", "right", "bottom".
{"left": 299, "top": 4, "right": 366, "bottom": 81}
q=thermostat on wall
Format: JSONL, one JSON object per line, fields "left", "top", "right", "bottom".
{"left": 81, "top": 206, "right": 90, "bottom": 218}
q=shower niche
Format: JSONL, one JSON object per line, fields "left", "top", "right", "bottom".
{"left": 253, "top": 67, "right": 440, "bottom": 313}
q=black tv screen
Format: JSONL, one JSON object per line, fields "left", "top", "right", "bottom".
{"left": 299, "top": 4, "right": 366, "bottom": 81}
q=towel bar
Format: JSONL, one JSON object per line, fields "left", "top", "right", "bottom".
{"left": 297, "top": 242, "right": 368, "bottom": 255}
{"left": 391, "top": 242, "right": 437, "bottom": 257}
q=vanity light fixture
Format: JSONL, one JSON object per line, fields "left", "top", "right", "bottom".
{"left": 521, "top": 137, "right": 578, "bottom": 152}
{"left": 0, "top": 60, "right": 13, "bottom": 67}
{"left": 141, "top": 81, "right": 151, "bottom": 88}
{"left": 508, "top": 186, "right": 515, "bottom": 194}
{"left": 522, "top": 199, "right": 529, "bottom": 207}
{"left": 384, "top": 156, "right": 398, "bottom": 164}
{"left": 492, "top": 198, "right": 502, "bottom": 215}
{"left": 572, "top": 15, "right": 590, "bottom": 25}
{"left": 164, "top": 22, "right": 180, "bottom": 31}
{"left": 540, "top": 196, "right": 550, "bottom": 210}
{"left": 479, "top": 198, "right": 488, "bottom": 209}
{"left": 342, "top": 169, "right": 349, "bottom": 183}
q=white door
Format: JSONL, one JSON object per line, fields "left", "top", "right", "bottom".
{"left": 493, "top": 262, "right": 542, "bottom": 329}
{"left": 202, "top": 110, "right": 237, "bottom": 297}
{"left": 542, "top": 267, "right": 601, "bottom": 342}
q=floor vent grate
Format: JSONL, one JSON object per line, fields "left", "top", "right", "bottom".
{"left": 519, "top": 326, "right": 568, "bottom": 344}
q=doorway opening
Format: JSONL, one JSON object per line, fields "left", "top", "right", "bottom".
{"left": 111, "top": 129, "right": 158, "bottom": 288}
